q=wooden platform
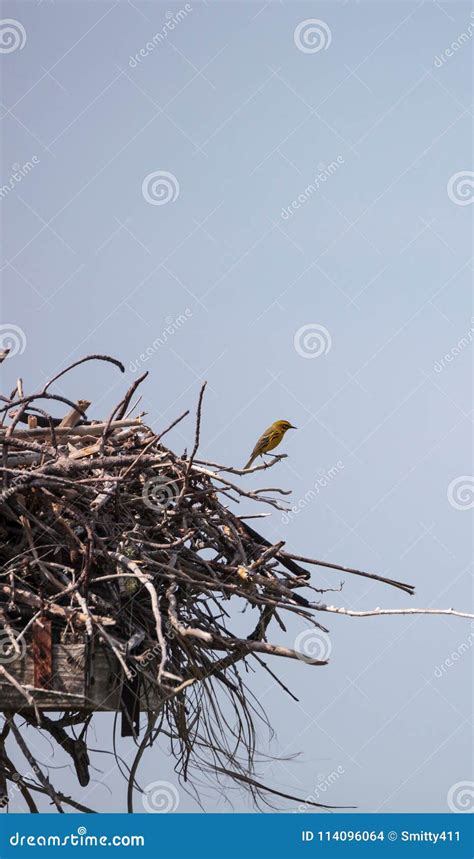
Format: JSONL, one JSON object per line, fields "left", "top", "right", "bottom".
{"left": 0, "top": 641, "right": 142, "bottom": 712}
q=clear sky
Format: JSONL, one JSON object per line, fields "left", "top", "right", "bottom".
{"left": 0, "top": 0, "right": 472, "bottom": 814}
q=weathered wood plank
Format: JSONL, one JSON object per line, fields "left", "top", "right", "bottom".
{"left": 0, "top": 642, "right": 159, "bottom": 713}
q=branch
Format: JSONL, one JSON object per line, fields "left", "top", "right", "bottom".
{"left": 6, "top": 718, "right": 63, "bottom": 813}
{"left": 317, "top": 604, "right": 474, "bottom": 620}
{"left": 281, "top": 551, "right": 415, "bottom": 595}
{"left": 194, "top": 453, "right": 287, "bottom": 475}
{"left": 0, "top": 418, "right": 141, "bottom": 441}
{"left": 42, "top": 354, "right": 124, "bottom": 393}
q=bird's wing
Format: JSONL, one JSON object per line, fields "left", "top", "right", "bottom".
{"left": 252, "top": 425, "right": 280, "bottom": 456}
{"left": 244, "top": 426, "right": 280, "bottom": 468}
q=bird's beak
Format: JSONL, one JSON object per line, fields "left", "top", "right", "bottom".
{"left": 289, "top": 424, "right": 297, "bottom": 429}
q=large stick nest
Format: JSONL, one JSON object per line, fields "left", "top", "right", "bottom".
{"left": 0, "top": 354, "right": 415, "bottom": 812}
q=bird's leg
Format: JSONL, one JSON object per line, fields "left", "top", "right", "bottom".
{"left": 260, "top": 454, "right": 279, "bottom": 467}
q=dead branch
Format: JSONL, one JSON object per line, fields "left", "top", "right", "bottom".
{"left": 317, "top": 605, "right": 474, "bottom": 620}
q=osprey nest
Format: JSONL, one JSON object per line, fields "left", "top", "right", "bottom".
{"left": 0, "top": 353, "right": 418, "bottom": 813}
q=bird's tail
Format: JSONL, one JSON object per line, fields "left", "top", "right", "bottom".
{"left": 243, "top": 455, "right": 256, "bottom": 470}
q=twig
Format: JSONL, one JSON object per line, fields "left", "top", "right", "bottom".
{"left": 317, "top": 605, "right": 474, "bottom": 620}
{"left": 281, "top": 551, "right": 415, "bottom": 595}
{"left": 6, "top": 718, "right": 63, "bottom": 812}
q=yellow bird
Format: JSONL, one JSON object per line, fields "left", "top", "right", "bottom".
{"left": 243, "top": 419, "right": 296, "bottom": 470}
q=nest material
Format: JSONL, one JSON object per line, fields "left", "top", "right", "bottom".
{"left": 0, "top": 354, "right": 416, "bottom": 812}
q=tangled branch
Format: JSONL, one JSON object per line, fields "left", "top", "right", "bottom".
{"left": 0, "top": 354, "right": 470, "bottom": 813}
